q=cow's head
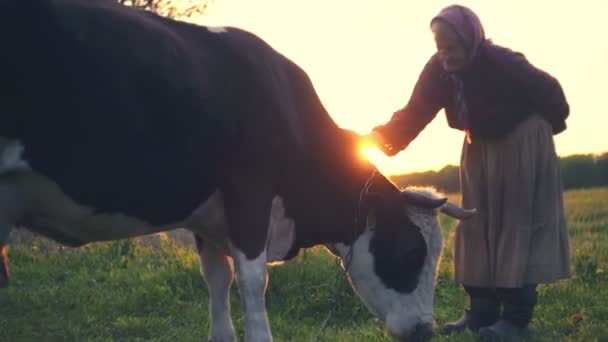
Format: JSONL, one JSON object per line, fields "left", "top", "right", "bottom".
{"left": 329, "top": 174, "right": 474, "bottom": 341}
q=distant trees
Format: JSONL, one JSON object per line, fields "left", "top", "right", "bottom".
{"left": 391, "top": 165, "right": 461, "bottom": 193}
{"left": 117, "top": 0, "right": 211, "bottom": 18}
{"left": 390, "top": 153, "right": 608, "bottom": 193}
{"left": 560, "top": 153, "right": 608, "bottom": 189}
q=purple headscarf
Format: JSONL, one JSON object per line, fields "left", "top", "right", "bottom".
{"left": 431, "top": 4, "right": 486, "bottom": 62}
{"left": 431, "top": 5, "right": 486, "bottom": 134}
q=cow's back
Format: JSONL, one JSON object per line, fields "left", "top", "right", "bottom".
{"left": 2, "top": 0, "right": 359, "bottom": 227}
{"left": 6, "top": 0, "right": 249, "bottom": 224}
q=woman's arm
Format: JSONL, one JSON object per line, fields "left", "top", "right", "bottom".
{"left": 372, "top": 55, "right": 447, "bottom": 155}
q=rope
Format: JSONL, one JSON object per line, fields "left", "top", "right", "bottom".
{"left": 312, "top": 168, "right": 378, "bottom": 342}
{"left": 312, "top": 247, "right": 353, "bottom": 342}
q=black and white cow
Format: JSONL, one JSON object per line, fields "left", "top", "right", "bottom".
{"left": 0, "top": 0, "right": 475, "bottom": 340}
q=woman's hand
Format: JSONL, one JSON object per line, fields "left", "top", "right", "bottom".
{"left": 362, "top": 131, "right": 400, "bottom": 156}
{"left": 363, "top": 131, "right": 384, "bottom": 147}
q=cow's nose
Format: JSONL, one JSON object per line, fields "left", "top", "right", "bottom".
{"left": 393, "top": 322, "right": 434, "bottom": 342}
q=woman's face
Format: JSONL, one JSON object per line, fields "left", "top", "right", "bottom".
{"left": 432, "top": 20, "right": 468, "bottom": 73}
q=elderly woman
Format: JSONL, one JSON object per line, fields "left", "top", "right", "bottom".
{"left": 366, "top": 4, "right": 571, "bottom": 339}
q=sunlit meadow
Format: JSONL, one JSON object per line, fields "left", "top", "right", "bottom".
{"left": 0, "top": 187, "right": 606, "bottom": 341}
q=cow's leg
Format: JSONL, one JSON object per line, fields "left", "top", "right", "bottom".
{"left": 229, "top": 242, "right": 271, "bottom": 342}
{"left": 196, "top": 234, "right": 237, "bottom": 342}
{"left": 221, "top": 172, "right": 274, "bottom": 341}
{"left": 0, "top": 179, "right": 25, "bottom": 288}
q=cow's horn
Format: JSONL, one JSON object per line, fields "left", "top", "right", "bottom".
{"left": 440, "top": 203, "right": 477, "bottom": 219}
{"left": 400, "top": 191, "right": 447, "bottom": 209}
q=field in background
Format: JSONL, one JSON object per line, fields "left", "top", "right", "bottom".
{"left": 0, "top": 188, "right": 606, "bottom": 341}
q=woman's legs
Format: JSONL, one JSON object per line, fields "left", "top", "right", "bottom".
{"left": 498, "top": 284, "right": 538, "bottom": 327}
{"left": 442, "top": 285, "right": 500, "bottom": 334}
{"left": 478, "top": 284, "right": 538, "bottom": 338}
{"left": 443, "top": 283, "right": 538, "bottom": 337}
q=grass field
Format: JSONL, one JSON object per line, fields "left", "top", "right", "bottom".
{"left": 0, "top": 187, "right": 606, "bottom": 341}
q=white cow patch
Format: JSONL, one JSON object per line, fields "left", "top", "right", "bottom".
{"left": 0, "top": 138, "right": 29, "bottom": 175}
{"left": 195, "top": 194, "right": 294, "bottom": 342}
{"left": 329, "top": 194, "right": 444, "bottom": 340}
{"left": 186, "top": 191, "right": 229, "bottom": 247}
{"left": 192, "top": 188, "right": 448, "bottom": 340}
{"left": 198, "top": 241, "right": 236, "bottom": 342}
{"left": 207, "top": 26, "right": 228, "bottom": 33}
{"left": 266, "top": 196, "right": 295, "bottom": 263}
{"left": 229, "top": 242, "right": 273, "bottom": 341}
{"left": 189, "top": 193, "right": 295, "bottom": 263}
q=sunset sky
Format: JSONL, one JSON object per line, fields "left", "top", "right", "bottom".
{"left": 192, "top": 0, "right": 607, "bottom": 175}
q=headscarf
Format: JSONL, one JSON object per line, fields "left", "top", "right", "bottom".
{"left": 431, "top": 4, "right": 486, "bottom": 63}
{"left": 430, "top": 5, "right": 486, "bottom": 134}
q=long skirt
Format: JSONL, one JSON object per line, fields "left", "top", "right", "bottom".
{"left": 454, "top": 115, "right": 571, "bottom": 288}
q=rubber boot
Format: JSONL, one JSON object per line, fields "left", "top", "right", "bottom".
{"left": 441, "top": 296, "right": 500, "bottom": 334}
{"left": 478, "top": 319, "right": 530, "bottom": 341}
{"left": 479, "top": 285, "right": 537, "bottom": 340}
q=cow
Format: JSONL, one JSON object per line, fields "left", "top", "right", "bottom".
{"left": 0, "top": 0, "right": 476, "bottom": 340}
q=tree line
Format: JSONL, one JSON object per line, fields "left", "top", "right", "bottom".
{"left": 390, "top": 152, "right": 608, "bottom": 193}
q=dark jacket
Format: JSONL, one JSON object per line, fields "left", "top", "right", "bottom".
{"left": 373, "top": 42, "right": 569, "bottom": 152}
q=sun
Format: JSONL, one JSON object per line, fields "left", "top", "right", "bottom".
{"left": 360, "top": 146, "right": 385, "bottom": 165}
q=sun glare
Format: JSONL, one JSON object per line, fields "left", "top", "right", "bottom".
{"left": 198, "top": 0, "right": 608, "bottom": 175}
{"left": 360, "top": 146, "right": 384, "bottom": 165}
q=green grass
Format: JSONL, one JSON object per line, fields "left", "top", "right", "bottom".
{"left": 1, "top": 188, "right": 607, "bottom": 341}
